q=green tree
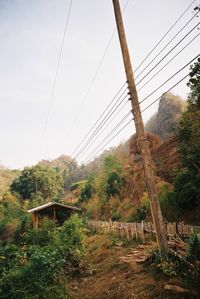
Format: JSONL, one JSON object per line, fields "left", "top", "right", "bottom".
{"left": 11, "top": 165, "right": 64, "bottom": 201}
{"left": 105, "top": 172, "right": 124, "bottom": 198}
{"left": 187, "top": 55, "right": 200, "bottom": 106}
{"left": 103, "top": 155, "right": 122, "bottom": 175}
{"left": 79, "top": 175, "right": 95, "bottom": 202}
{"left": 79, "top": 182, "right": 94, "bottom": 202}
{"left": 171, "top": 58, "right": 200, "bottom": 208}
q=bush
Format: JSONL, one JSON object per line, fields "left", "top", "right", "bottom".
{"left": 60, "top": 214, "right": 86, "bottom": 253}
{"left": 149, "top": 248, "right": 188, "bottom": 277}
{"left": 105, "top": 172, "right": 124, "bottom": 198}
{"left": 79, "top": 183, "right": 93, "bottom": 202}
{"left": 0, "top": 214, "right": 87, "bottom": 298}
{"left": 0, "top": 245, "right": 66, "bottom": 299}
{"left": 172, "top": 169, "right": 199, "bottom": 208}
{"left": 187, "top": 233, "right": 200, "bottom": 262}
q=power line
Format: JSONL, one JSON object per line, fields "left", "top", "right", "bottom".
{"left": 73, "top": 91, "right": 129, "bottom": 160}
{"left": 135, "top": 10, "right": 199, "bottom": 80}
{"left": 71, "top": 8, "right": 198, "bottom": 156}
{"left": 83, "top": 118, "right": 133, "bottom": 165}
{"left": 68, "top": 0, "right": 131, "bottom": 135}
{"left": 41, "top": 0, "right": 73, "bottom": 150}
{"left": 69, "top": 7, "right": 199, "bottom": 164}
{"left": 139, "top": 53, "right": 200, "bottom": 105}
{"left": 134, "top": 0, "right": 196, "bottom": 72}
{"left": 141, "top": 74, "right": 189, "bottom": 114}
{"left": 71, "top": 55, "right": 199, "bottom": 164}
{"left": 135, "top": 20, "right": 200, "bottom": 86}
{"left": 76, "top": 97, "right": 129, "bottom": 160}
{"left": 70, "top": 0, "right": 197, "bottom": 147}
{"left": 72, "top": 82, "right": 127, "bottom": 155}
{"left": 83, "top": 72, "right": 191, "bottom": 165}
{"left": 137, "top": 33, "right": 200, "bottom": 92}
{"left": 81, "top": 111, "right": 131, "bottom": 163}
{"left": 81, "top": 53, "right": 199, "bottom": 164}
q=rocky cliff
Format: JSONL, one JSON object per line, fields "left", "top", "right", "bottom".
{"left": 145, "top": 92, "right": 187, "bottom": 139}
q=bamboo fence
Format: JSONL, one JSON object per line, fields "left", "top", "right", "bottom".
{"left": 88, "top": 220, "right": 200, "bottom": 241}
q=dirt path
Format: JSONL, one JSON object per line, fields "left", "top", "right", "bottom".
{"left": 68, "top": 234, "right": 197, "bottom": 299}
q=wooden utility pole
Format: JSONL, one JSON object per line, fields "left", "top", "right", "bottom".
{"left": 112, "top": 0, "right": 167, "bottom": 249}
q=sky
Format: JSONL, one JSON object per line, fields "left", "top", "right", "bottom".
{"left": 0, "top": 0, "right": 199, "bottom": 169}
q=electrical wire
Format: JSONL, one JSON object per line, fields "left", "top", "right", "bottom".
{"left": 76, "top": 97, "right": 129, "bottom": 160}
{"left": 70, "top": 8, "right": 199, "bottom": 160}
{"left": 81, "top": 111, "right": 132, "bottom": 163}
{"left": 83, "top": 117, "right": 133, "bottom": 165}
{"left": 141, "top": 74, "right": 189, "bottom": 114}
{"left": 83, "top": 72, "right": 191, "bottom": 165}
{"left": 41, "top": 0, "right": 73, "bottom": 150}
{"left": 82, "top": 54, "right": 199, "bottom": 164}
{"left": 134, "top": 0, "right": 196, "bottom": 72}
{"left": 72, "top": 82, "right": 127, "bottom": 155}
{"left": 81, "top": 53, "right": 200, "bottom": 163}
{"left": 70, "top": 0, "right": 197, "bottom": 146}
{"left": 71, "top": 40, "right": 198, "bottom": 162}
{"left": 135, "top": 9, "right": 199, "bottom": 80}
{"left": 73, "top": 91, "right": 129, "bottom": 160}
{"left": 71, "top": 54, "right": 199, "bottom": 165}
{"left": 139, "top": 53, "right": 200, "bottom": 105}
{"left": 136, "top": 21, "right": 200, "bottom": 86}
{"left": 137, "top": 33, "right": 200, "bottom": 92}
{"left": 69, "top": 6, "right": 199, "bottom": 165}
{"left": 68, "top": 0, "right": 131, "bottom": 135}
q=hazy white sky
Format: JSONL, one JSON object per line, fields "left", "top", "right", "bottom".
{"left": 0, "top": 0, "right": 199, "bottom": 169}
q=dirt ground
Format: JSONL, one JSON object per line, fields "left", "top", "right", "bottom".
{"left": 67, "top": 233, "right": 198, "bottom": 299}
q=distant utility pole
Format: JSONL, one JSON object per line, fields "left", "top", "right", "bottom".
{"left": 112, "top": 0, "right": 167, "bottom": 249}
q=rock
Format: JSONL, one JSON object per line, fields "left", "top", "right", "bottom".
{"left": 135, "top": 257, "right": 147, "bottom": 263}
{"left": 137, "top": 245, "right": 146, "bottom": 249}
{"left": 115, "top": 241, "right": 123, "bottom": 247}
{"left": 145, "top": 92, "right": 187, "bottom": 139}
{"left": 164, "top": 284, "right": 197, "bottom": 295}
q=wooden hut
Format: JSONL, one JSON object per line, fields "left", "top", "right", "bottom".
{"left": 28, "top": 202, "right": 81, "bottom": 229}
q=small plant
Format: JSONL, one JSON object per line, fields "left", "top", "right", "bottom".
{"left": 149, "top": 248, "right": 188, "bottom": 277}
{"left": 158, "top": 260, "right": 177, "bottom": 277}
{"left": 187, "top": 233, "right": 200, "bottom": 262}
{"left": 135, "top": 204, "right": 149, "bottom": 221}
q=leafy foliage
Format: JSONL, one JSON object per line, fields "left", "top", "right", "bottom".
{"left": 171, "top": 169, "right": 199, "bottom": 208}
{"left": 149, "top": 248, "right": 188, "bottom": 277}
{"left": 187, "top": 57, "right": 200, "bottom": 107}
{"left": 79, "top": 182, "right": 94, "bottom": 202}
{"left": 187, "top": 233, "right": 200, "bottom": 262}
{"left": 0, "top": 213, "right": 87, "bottom": 299}
{"left": 105, "top": 172, "right": 124, "bottom": 198}
{"left": 11, "top": 164, "right": 64, "bottom": 201}
{"left": 177, "top": 109, "right": 200, "bottom": 172}
{"left": 0, "top": 166, "right": 19, "bottom": 198}
{"left": 0, "top": 195, "right": 30, "bottom": 242}
{"left": 101, "top": 155, "right": 124, "bottom": 199}
{"left": 135, "top": 203, "right": 149, "bottom": 222}
{"left": 166, "top": 58, "right": 200, "bottom": 209}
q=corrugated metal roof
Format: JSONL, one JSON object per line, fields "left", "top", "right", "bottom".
{"left": 27, "top": 202, "right": 81, "bottom": 213}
